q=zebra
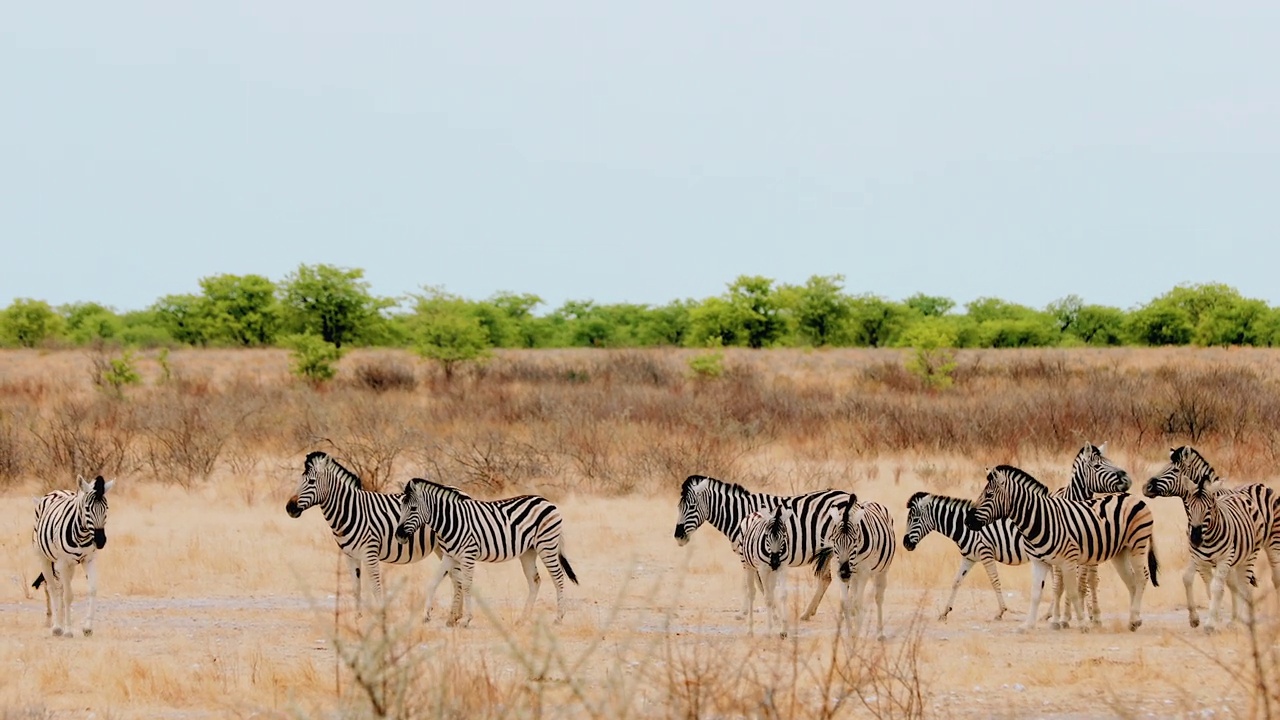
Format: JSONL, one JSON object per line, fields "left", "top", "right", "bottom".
{"left": 286, "top": 451, "right": 447, "bottom": 619}
{"left": 31, "top": 475, "right": 115, "bottom": 637}
{"left": 1144, "top": 446, "right": 1278, "bottom": 628}
{"left": 1045, "top": 442, "right": 1134, "bottom": 626}
{"left": 1182, "top": 476, "right": 1265, "bottom": 631}
{"left": 733, "top": 505, "right": 795, "bottom": 638}
{"left": 674, "top": 474, "right": 851, "bottom": 620}
{"left": 394, "top": 478, "right": 579, "bottom": 626}
{"left": 903, "top": 491, "right": 1030, "bottom": 621}
{"left": 965, "top": 465, "right": 1159, "bottom": 632}
{"left": 820, "top": 496, "right": 895, "bottom": 639}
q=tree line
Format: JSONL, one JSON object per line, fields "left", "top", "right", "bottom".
{"left": 3, "top": 265, "right": 1279, "bottom": 355}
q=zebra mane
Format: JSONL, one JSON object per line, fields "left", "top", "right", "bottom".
{"left": 1171, "top": 446, "right": 1219, "bottom": 485}
{"left": 991, "top": 465, "right": 1049, "bottom": 495}
{"left": 305, "top": 451, "right": 363, "bottom": 491}
{"left": 907, "top": 491, "right": 974, "bottom": 512}
{"left": 680, "top": 474, "right": 750, "bottom": 504}
{"left": 408, "top": 477, "right": 474, "bottom": 502}
{"left": 765, "top": 506, "right": 787, "bottom": 537}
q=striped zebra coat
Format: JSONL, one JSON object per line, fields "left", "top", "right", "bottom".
{"left": 395, "top": 478, "right": 579, "bottom": 626}
{"left": 733, "top": 505, "right": 796, "bottom": 638}
{"left": 903, "top": 491, "right": 1030, "bottom": 621}
{"left": 1184, "top": 476, "right": 1265, "bottom": 631}
{"left": 675, "top": 475, "right": 851, "bottom": 620}
{"left": 32, "top": 476, "right": 115, "bottom": 636}
{"left": 286, "top": 452, "right": 445, "bottom": 619}
{"left": 820, "top": 497, "right": 895, "bottom": 639}
{"left": 1045, "top": 442, "right": 1135, "bottom": 626}
{"left": 1144, "top": 446, "right": 1279, "bottom": 628}
{"left": 966, "top": 465, "right": 1159, "bottom": 632}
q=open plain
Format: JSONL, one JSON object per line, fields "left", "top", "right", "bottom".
{"left": 2, "top": 347, "right": 1279, "bottom": 718}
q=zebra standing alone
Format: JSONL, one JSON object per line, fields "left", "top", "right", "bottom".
{"left": 674, "top": 475, "right": 851, "bottom": 620}
{"left": 965, "top": 465, "right": 1159, "bottom": 632}
{"left": 821, "top": 496, "right": 895, "bottom": 639}
{"left": 32, "top": 475, "right": 115, "bottom": 637}
{"left": 395, "top": 478, "right": 579, "bottom": 626}
{"left": 1144, "top": 446, "right": 1279, "bottom": 628}
{"left": 733, "top": 505, "right": 796, "bottom": 638}
{"left": 286, "top": 451, "right": 447, "bottom": 619}
{"left": 903, "top": 491, "right": 1030, "bottom": 621}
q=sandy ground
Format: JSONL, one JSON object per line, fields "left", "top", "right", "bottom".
{"left": 0, "top": 464, "right": 1267, "bottom": 719}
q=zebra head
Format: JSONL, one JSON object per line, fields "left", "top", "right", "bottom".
{"left": 1072, "top": 442, "right": 1131, "bottom": 494}
{"left": 674, "top": 475, "right": 711, "bottom": 546}
{"left": 77, "top": 475, "right": 114, "bottom": 549}
{"left": 902, "top": 492, "right": 934, "bottom": 551}
{"left": 825, "top": 499, "right": 863, "bottom": 581}
{"left": 288, "top": 451, "right": 361, "bottom": 518}
{"left": 762, "top": 505, "right": 792, "bottom": 571}
{"left": 965, "top": 466, "right": 1034, "bottom": 530}
{"left": 1185, "top": 476, "right": 1225, "bottom": 548}
{"left": 1145, "top": 446, "right": 1212, "bottom": 499}
{"left": 394, "top": 479, "right": 427, "bottom": 544}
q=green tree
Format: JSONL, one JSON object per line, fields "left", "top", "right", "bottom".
{"left": 476, "top": 292, "right": 544, "bottom": 348}
{"left": 846, "top": 295, "right": 910, "bottom": 348}
{"left": 636, "top": 299, "right": 694, "bottom": 346}
{"left": 279, "top": 264, "right": 389, "bottom": 348}
{"left": 1, "top": 299, "right": 65, "bottom": 348}
{"left": 61, "top": 302, "right": 122, "bottom": 344}
{"left": 410, "top": 288, "right": 492, "bottom": 380}
{"left": 790, "top": 275, "right": 852, "bottom": 347}
{"left": 726, "top": 275, "right": 785, "bottom": 348}
{"left": 1070, "top": 305, "right": 1126, "bottom": 346}
{"left": 686, "top": 296, "right": 742, "bottom": 347}
{"left": 904, "top": 293, "right": 955, "bottom": 318}
{"left": 1046, "top": 294, "right": 1084, "bottom": 333}
{"left": 284, "top": 333, "right": 344, "bottom": 383}
{"left": 900, "top": 319, "right": 959, "bottom": 389}
{"left": 152, "top": 293, "right": 212, "bottom": 346}
{"left": 1125, "top": 302, "right": 1192, "bottom": 346}
{"left": 199, "top": 273, "right": 280, "bottom": 346}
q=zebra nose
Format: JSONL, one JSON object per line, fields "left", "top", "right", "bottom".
{"left": 93, "top": 529, "right": 106, "bottom": 549}
{"left": 1142, "top": 479, "right": 1158, "bottom": 498}
{"left": 1190, "top": 525, "right": 1204, "bottom": 547}
{"left": 394, "top": 525, "right": 412, "bottom": 543}
{"left": 838, "top": 562, "right": 852, "bottom": 581}
{"left": 903, "top": 535, "right": 917, "bottom": 551}
{"left": 963, "top": 510, "right": 983, "bottom": 531}
{"left": 286, "top": 497, "right": 302, "bottom": 518}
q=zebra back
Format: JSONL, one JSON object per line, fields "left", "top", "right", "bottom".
{"left": 904, "top": 491, "right": 1028, "bottom": 566}
{"left": 402, "top": 478, "right": 566, "bottom": 563}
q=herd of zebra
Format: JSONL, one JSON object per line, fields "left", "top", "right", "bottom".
{"left": 25, "top": 444, "right": 1280, "bottom": 640}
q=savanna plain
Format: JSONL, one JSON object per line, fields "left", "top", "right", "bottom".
{"left": 2, "top": 347, "right": 1280, "bottom": 719}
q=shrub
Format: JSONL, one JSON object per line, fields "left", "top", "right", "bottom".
{"left": 89, "top": 347, "right": 142, "bottom": 398}
{"left": 688, "top": 350, "right": 725, "bottom": 379}
{"left": 354, "top": 358, "right": 418, "bottom": 392}
{"left": 285, "top": 333, "right": 344, "bottom": 383}
{"left": 901, "top": 323, "right": 957, "bottom": 390}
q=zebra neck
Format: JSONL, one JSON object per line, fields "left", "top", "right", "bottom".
{"left": 932, "top": 505, "right": 972, "bottom": 545}
{"left": 1000, "top": 494, "right": 1059, "bottom": 551}
{"left": 63, "top": 505, "right": 93, "bottom": 548}
{"left": 707, "top": 494, "right": 769, "bottom": 539}
{"left": 317, "top": 480, "right": 362, "bottom": 532}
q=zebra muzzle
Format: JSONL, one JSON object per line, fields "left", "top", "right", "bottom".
{"left": 93, "top": 529, "right": 106, "bottom": 549}
{"left": 286, "top": 497, "right": 302, "bottom": 518}
{"left": 1190, "top": 525, "right": 1204, "bottom": 547}
{"left": 903, "top": 535, "right": 918, "bottom": 551}
{"left": 963, "top": 510, "right": 985, "bottom": 531}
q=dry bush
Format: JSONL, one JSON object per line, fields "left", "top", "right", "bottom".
{"left": 352, "top": 358, "right": 418, "bottom": 393}
{"left": 27, "top": 396, "right": 136, "bottom": 485}
{"left": 422, "top": 430, "right": 562, "bottom": 494}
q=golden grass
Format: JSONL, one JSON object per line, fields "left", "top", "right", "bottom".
{"left": 0, "top": 458, "right": 1271, "bottom": 718}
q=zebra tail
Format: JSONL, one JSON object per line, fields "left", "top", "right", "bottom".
{"left": 1147, "top": 546, "right": 1159, "bottom": 587}
{"left": 813, "top": 547, "right": 833, "bottom": 577}
{"left": 32, "top": 573, "right": 45, "bottom": 590}
{"left": 560, "top": 553, "right": 579, "bottom": 586}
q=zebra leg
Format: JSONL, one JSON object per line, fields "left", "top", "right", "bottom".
{"left": 940, "top": 558, "right": 975, "bottom": 621}
{"left": 1087, "top": 565, "right": 1101, "bottom": 625}
{"left": 1045, "top": 565, "right": 1064, "bottom": 627}
{"left": 449, "top": 560, "right": 476, "bottom": 628}
{"left": 364, "top": 553, "right": 385, "bottom": 615}
{"left": 344, "top": 555, "right": 363, "bottom": 619}
{"left": 1125, "top": 548, "right": 1152, "bottom": 632}
{"left": 1021, "top": 559, "right": 1051, "bottom": 632}
{"left": 422, "top": 559, "right": 454, "bottom": 623}
{"left": 538, "top": 545, "right": 575, "bottom": 624}
{"left": 58, "top": 561, "right": 77, "bottom": 638}
{"left": 762, "top": 567, "right": 784, "bottom": 639}
{"left": 82, "top": 555, "right": 98, "bottom": 637}
{"left": 799, "top": 560, "right": 832, "bottom": 621}
{"left": 744, "top": 566, "right": 758, "bottom": 636}
{"left": 849, "top": 573, "right": 871, "bottom": 637}
{"left": 873, "top": 570, "right": 888, "bottom": 641}
{"left": 37, "top": 557, "right": 54, "bottom": 630}
{"left": 1205, "top": 563, "right": 1231, "bottom": 633}
{"left": 518, "top": 550, "right": 541, "bottom": 624}
{"left": 980, "top": 559, "right": 1008, "bottom": 621}
{"left": 1108, "top": 552, "right": 1137, "bottom": 629}
{"left": 1183, "top": 562, "right": 1202, "bottom": 628}
{"left": 1227, "top": 564, "right": 1251, "bottom": 627}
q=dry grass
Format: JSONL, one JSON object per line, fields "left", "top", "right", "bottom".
{"left": 2, "top": 348, "right": 1280, "bottom": 717}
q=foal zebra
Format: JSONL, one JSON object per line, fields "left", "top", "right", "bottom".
{"left": 733, "top": 505, "right": 796, "bottom": 638}
{"left": 1183, "top": 476, "right": 1266, "bottom": 631}
{"left": 1144, "top": 446, "right": 1279, "bottom": 628}
{"left": 32, "top": 476, "right": 115, "bottom": 636}
{"left": 674, "top": 475, "right": 850, "bottom": 620}
{"left": 286, "top": 452, "right": 446, "bottom": 618}
{"left": 1046, "top": 442, "right": 1134, "bottom": 625}
{"left": 395, "top": 478, "right": 579, "bottom": 626}
{"left": 822, "top": 497, "right": 895, "bottom": 639}
{"left": 965, "top": 465, "right": 1159, "bottom": 632}
{"left": 903, "top": 491, "right": 1030, "bottom": 621}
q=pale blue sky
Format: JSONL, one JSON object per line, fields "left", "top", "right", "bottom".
{"left": 3, "top": 3, "right": 1277, "bottom": 313}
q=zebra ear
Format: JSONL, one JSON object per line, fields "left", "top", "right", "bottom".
{"left": 78, "top": 476, "right": 92, "bottom": 494}
{"left": 102, "top": 479, "right": 115, "bottom": 494}
{"left": 1097, "top": 441, "right": 1108, "bottom": 455}
{"left": 1205, "top": 478, "right": 1223, "bottom": 495}
{"left": 403, "top": 480, "right": 415, "bottom": 496}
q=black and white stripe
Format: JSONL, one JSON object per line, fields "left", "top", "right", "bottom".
{"left": 394, "top": 478, "right": 579, "bottom": 626}
{"left": 286, "top": 451, "right": 444, "bottom": 619}
{"left": 31, "top": 475, "right": 115, "bottom": 636}
{"left": 733, "top": 505, "right": 795, "bottom": 638}
{"left": 1144, "top": 446, "right": 1278, "bottom": 628}
{"left": 821, "top": 497, "right": 895, "bottom": 639}
{"left": 965, "top": 465, "right": 1159, "bottom": 632}
{"left": 903, "top": 491, "right": 1030, "bottom": 621}
{"left": 1045, "top": 442, "right": 1134, "bottom": 626}
{"left": 1183, "top": 477, "right": 1265, "bottom": 631}
{"left": 674, "top": 474, "right": 851, "bottom": 620}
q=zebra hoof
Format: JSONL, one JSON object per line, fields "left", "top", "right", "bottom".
{"left": 778, "top": 631, "right": 788, "bottom": 640}
{"left": 82, "top": 628, "right": 93, "bottom": 637}
{"left": 1189, "top": 616, "right": 1200, "bottom": 629}
{"left": 1129, "top": 620, "right": 1142, "bottom": 632}
{"left": 1048, "top": 621, "right": 1062, "bottom": 630}
{"left": 52, "top": 627, "right": 63, "bottom": 637}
